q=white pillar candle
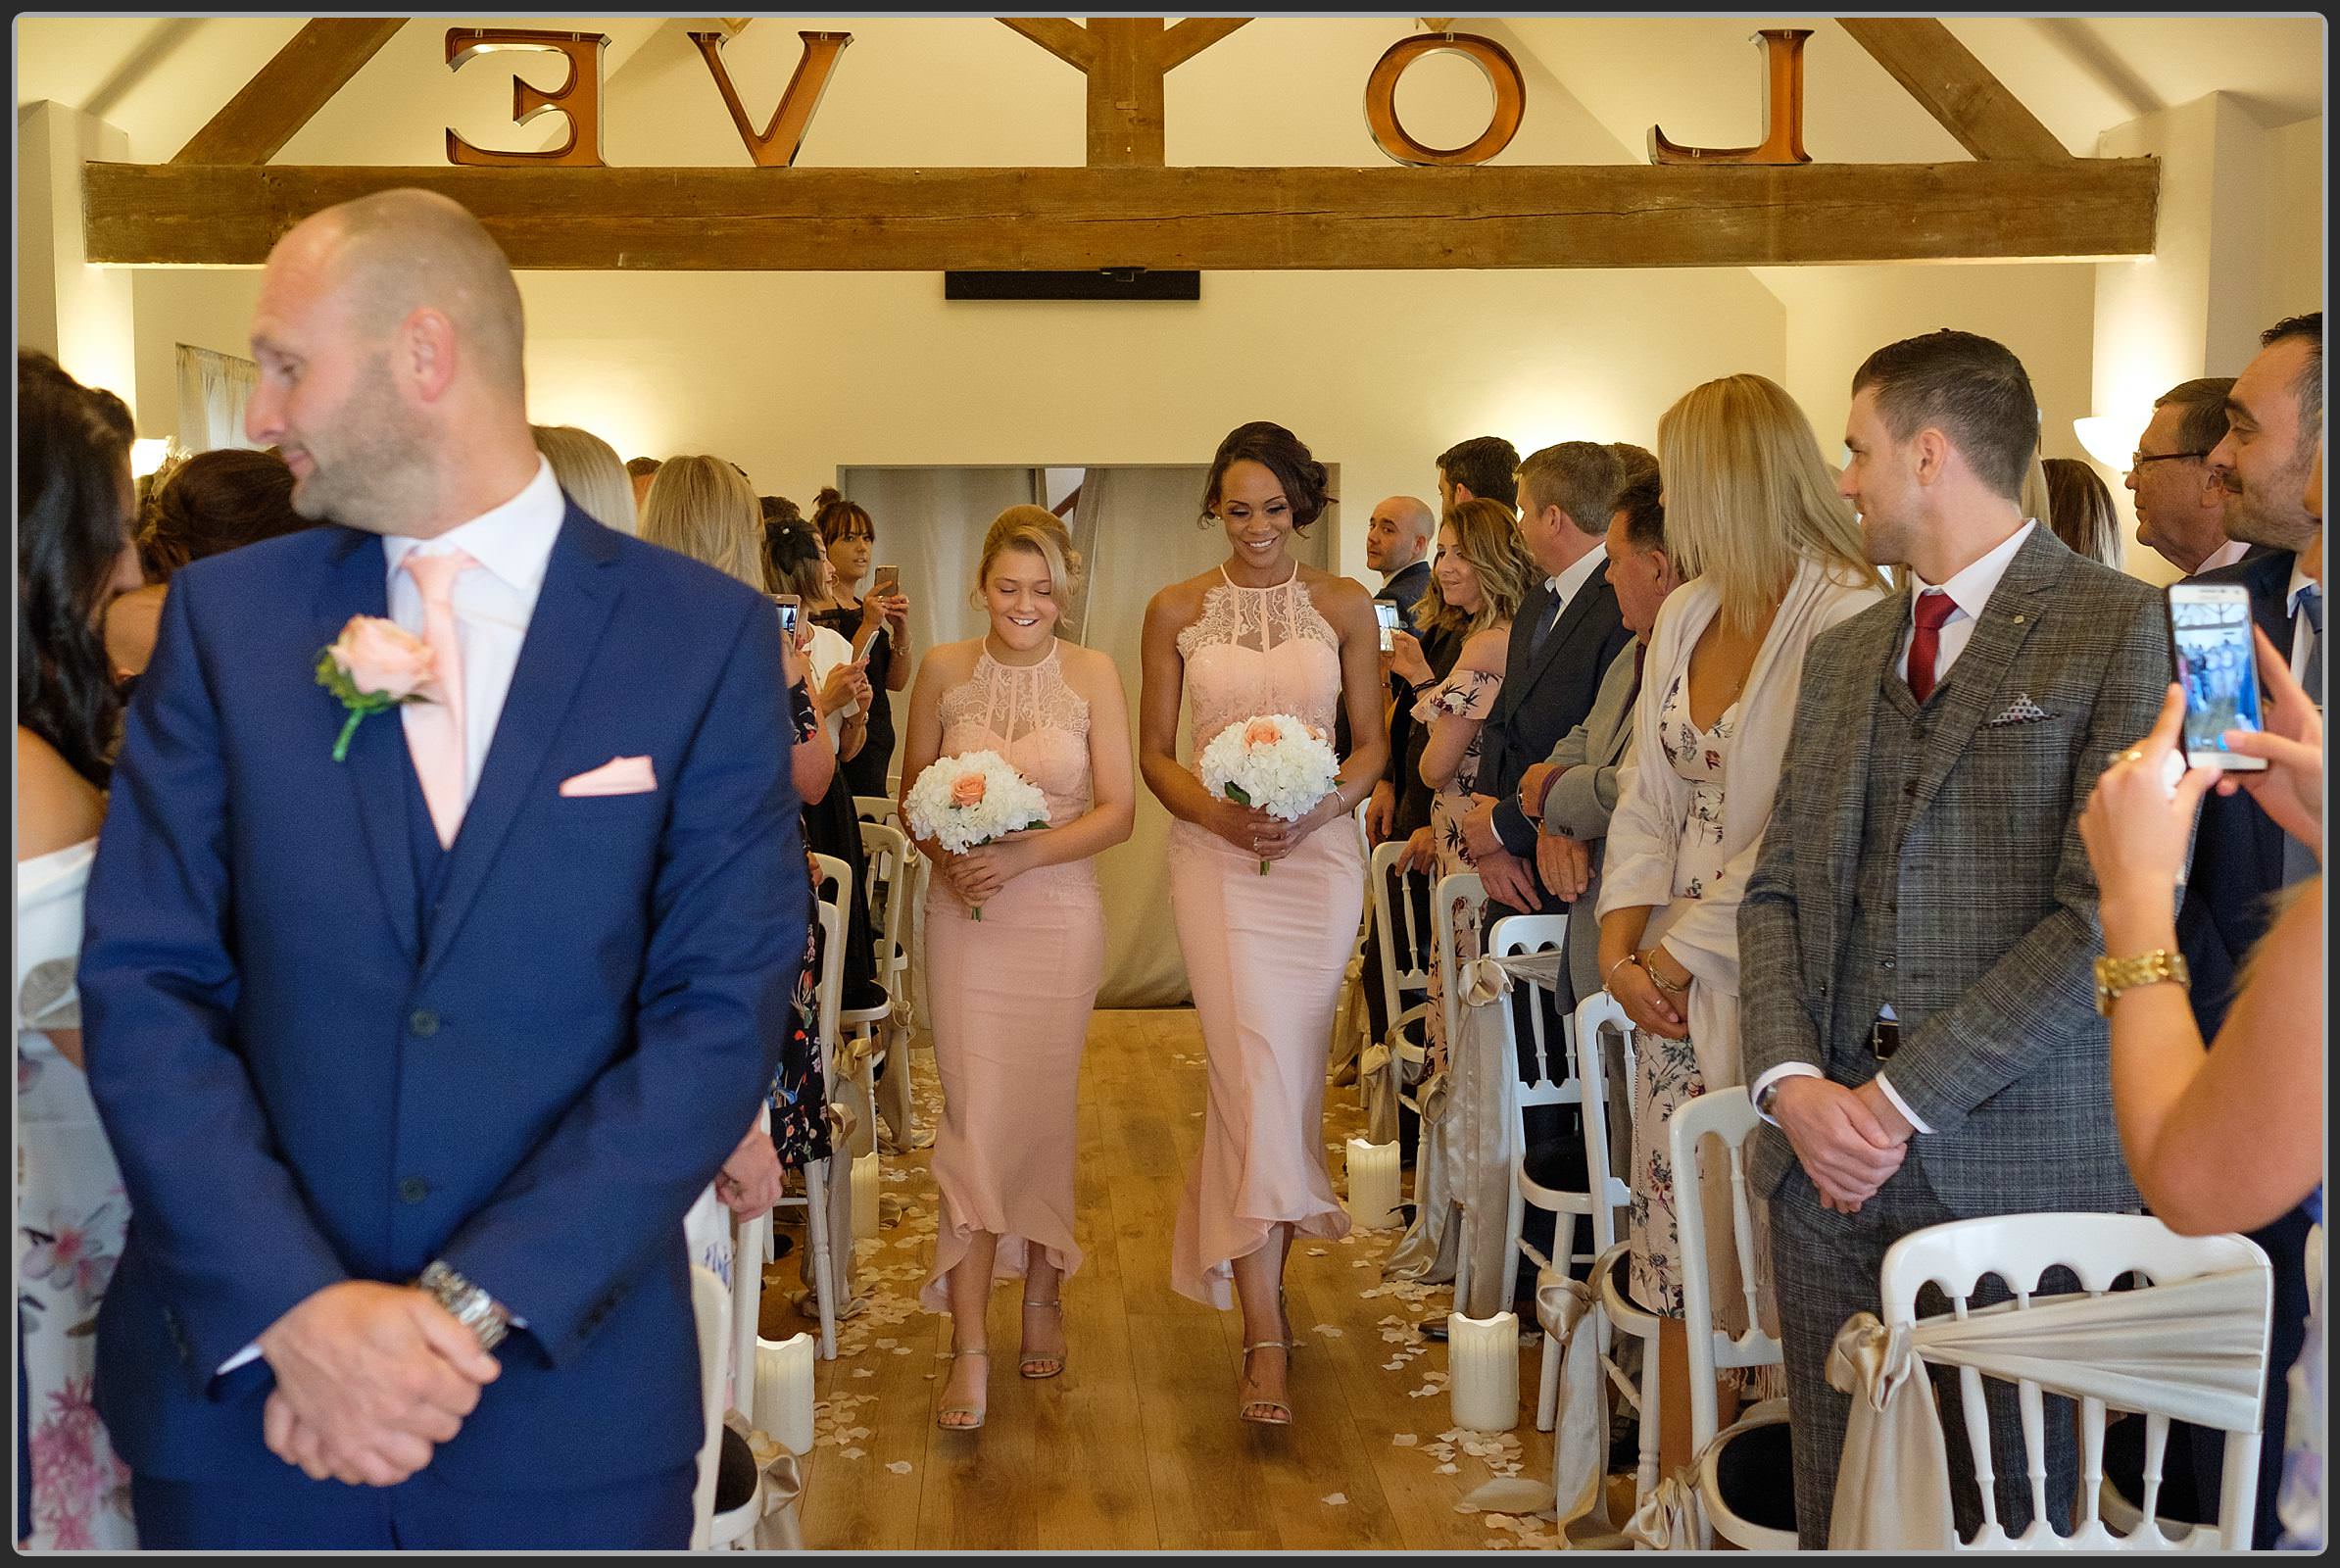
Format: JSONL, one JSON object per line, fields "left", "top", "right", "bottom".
{"left": 753, "top": 1331, "right": 817, "bottom": 1456}
{"left": 1345, "top": 1137, "right": 1403, "bottom": 1230}
{"left": 1448, "top": 1309, "right": 1522, "bottom": 1433}
{"left": 851, "top": 1149, "right": 882, "bottom": 1240}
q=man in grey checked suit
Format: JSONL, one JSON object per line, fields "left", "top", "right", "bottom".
{"left": 1739, "top": 330, "right": 2172, "bottom": 1545}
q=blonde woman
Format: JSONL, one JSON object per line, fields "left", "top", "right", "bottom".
{"left": 1596, "top": 373, "right": 1888, "bottom": 1470}
{"left": 902, "top": 515, "right": 1134, "bottom": 1431}
{"left": 532, "top": 423, "right": 636, "bottom": 534}
{"left": 1386, "top": 498, "right": 1534, "bottom": 1068}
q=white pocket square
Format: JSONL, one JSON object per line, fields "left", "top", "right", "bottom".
{"left": 1986, "top": 695, "right": 2054, "bottom": 726}
{"left": 560, "top": 756, "right": 658, "bottom": 797}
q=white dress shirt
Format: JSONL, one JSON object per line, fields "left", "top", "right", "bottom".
{"left": 1538, "top": 544, "right": 1607, "bottom": 637}
{"left": 219, "top": 460, "right": 561, "bottom": 1377}
{"left": 2196, "top": 538, "right": 2250, "bottom": 575}
{"left": 2287, "top": 562, "right": 2317, "bottom": 688}
{"left": 381, "top": 458, "right": 567, "bottom": 807}
{"left": 1752, "top": 520, "right": 2040, "bottom": 1141}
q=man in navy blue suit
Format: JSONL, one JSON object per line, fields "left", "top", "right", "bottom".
{"left": 78, "top": 189, "right": 804, "bottom": 1548}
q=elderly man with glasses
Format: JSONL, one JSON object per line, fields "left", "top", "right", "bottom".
{"left": 2125, "top": 376, "right": 2243, "bottom": 577}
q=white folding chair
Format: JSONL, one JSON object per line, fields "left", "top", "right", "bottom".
{"left": 1432, "top": 870, "right": 1486, "bottom": 1310}
{"left": 771, "top": 876, "right": 846, "bottom": 1360}
{"left": 1877, "top": 1213, "right": 2272, "bottom": 1551}
{"left": 853, "top": 819, "right": 920, "bottom": 1152}
{"left": 852, "top": 794, "right": 902, "bottom": 834}
{"left": 1672, "top": 1086, "right": 1797, "bottom": 1551}
{"left": 856, "top": 792, "right": 931, "bottom": 1041}
{"left": 689, "top": 1264, "right": 731, "bottom": 1549}
{"left": 1367, "top": 840, "right": 1436, "bottom": 1128}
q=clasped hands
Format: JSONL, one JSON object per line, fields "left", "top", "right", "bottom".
{"left": 1208, "top": 793, "right": 1329, "bottom": 863}
{"left": 257, "top": 1281, "right": 501, "bottom": 1488}
{"left": 1771, "top": 1075, "right": 1914, "bottom": 1215}
{"left": 939, "top": 828, "right": 1040, "bottom": 907}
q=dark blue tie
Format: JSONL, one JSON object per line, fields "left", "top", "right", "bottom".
{"left": 1529, "top": 580, "right": 1564, "bottom": 656}
{"left": 2281, "top": 584, "right": 2321, "bottom": 886}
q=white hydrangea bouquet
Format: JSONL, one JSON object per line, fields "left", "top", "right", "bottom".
{"left": 1197, "top": 714, "right": 1341, "bottom": 874}
{"left": 903, "top": 750, "right": 1050, "bottom": 919}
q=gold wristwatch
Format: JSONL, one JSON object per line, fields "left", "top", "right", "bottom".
{"left": 2094, "top": 949, "right": 2189, "bottom": 1016}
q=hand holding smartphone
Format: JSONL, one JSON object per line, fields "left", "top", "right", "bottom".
{"left": 773, "top": 592, "right": 801, "bottom": 638}
{"left": 2165, "top": 582, "right": 2268, "bottom": 771}
{"left": 1373, "top": 601, "right": 1401, "bottom": 653}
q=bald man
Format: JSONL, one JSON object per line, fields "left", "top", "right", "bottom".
{"left": 1349, "top": 495, "right": 1436, "bottom": 833}
{"left": 80, "top": 189, "right": 805, "bottom": 1548}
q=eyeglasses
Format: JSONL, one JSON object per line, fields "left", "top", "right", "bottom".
{"left": 2127, "top": 450, "right": 2211, "bottom": 471}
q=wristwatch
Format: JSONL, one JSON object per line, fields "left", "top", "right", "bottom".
{"left": 2093, "top": 949, "right": 2189, "bottom": 1017}
{"left": 416, "top": 1260, "right": 512, "bottom": 1352}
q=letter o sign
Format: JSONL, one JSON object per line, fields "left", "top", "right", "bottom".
{"left": 1363, "top": 32, "right": 1527, "bottom": 167}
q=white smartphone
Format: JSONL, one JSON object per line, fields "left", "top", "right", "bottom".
{"left": 1373, "top": 601, "right": 1401, "bottom": 653}
{"left": 2166, "top": 582, "right": 2267, "bottom": 771}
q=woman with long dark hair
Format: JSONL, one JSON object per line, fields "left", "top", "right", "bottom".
{"left": 17, "top": 350, "right": 144, "bottom": 1549}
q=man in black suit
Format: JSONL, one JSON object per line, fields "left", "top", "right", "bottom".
{"left": 1437, "top": 435, "right": 1521, "bottom": 514}
{"left": 1460, "top": 442, "right": 1634, "bottom": 917}
{"left": 2171, "top": 311, "right": 2323, "bottom": 1546}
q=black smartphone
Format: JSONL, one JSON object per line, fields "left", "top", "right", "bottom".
{"left": 2165, "top": 582, "right": 2267, "bottom": 771}
{"left": 1373, "top": 601, "right": 1401, "bottom": 653}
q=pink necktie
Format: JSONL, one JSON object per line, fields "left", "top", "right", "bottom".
{"left": 402, "top": 548, "right": 479, "bottom": 848}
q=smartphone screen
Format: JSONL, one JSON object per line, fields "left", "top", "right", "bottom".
{"left": 2166, "top": 583, "right": 2267, "bottom": 770}
{"left": 1373, "top": 601, "right": 1401, "bottom": 653}
{"left": 773, "top": 593, "right": 801, "bottom": 637}
{"left": 872, "top": 564, "right": 900, "bottom": 598}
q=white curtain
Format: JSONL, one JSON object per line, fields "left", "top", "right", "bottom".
{"left": 173, "top": 344, "right": 261, "bottom": 454}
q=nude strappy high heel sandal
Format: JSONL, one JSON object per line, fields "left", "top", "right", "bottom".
{"left": 1238, "top": 1341, "right": 1292, "bottom": 1426}
{"left": 1019, "top": 1298, "right": 1066, "bottom": 1380}
{"left": 935, "top": 1348, "right": 990, "bottom": 1431}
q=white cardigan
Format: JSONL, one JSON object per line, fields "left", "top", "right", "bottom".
{"left": 1598, "top": 557, "right": 1887, "bottom": 1084}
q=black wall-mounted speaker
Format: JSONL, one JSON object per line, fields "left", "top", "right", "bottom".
{"left": 944, "top": 269, "right": 1201, "bottom": 302}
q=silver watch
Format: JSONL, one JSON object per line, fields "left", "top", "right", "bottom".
{"left": 417, "top": 1260, "right": 511, "bottom": 1352}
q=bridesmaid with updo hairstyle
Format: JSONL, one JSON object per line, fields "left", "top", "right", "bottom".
{"left": 902, "top": 512, "right": 1134, "bottom": 1434}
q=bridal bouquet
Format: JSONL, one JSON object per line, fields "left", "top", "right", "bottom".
{"left": 903, "top": 750, "right": 1050, "bottom": 919}
{"left": 1197, "top": 714, "right": 1341, "bottom": 874}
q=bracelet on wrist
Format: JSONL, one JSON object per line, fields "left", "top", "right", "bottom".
{"left": 1640, "top": 950, "right": 1687, "bottom": 996}
{"left": 1603, "top": 954, "right": 1641, "bottom": 992}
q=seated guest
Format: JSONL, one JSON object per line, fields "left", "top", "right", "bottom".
{"left": 2043, "top": 456, "right": 2123, "bottom": 568}
{"left": 1597, "top": 373, "right": 1886, "bottom": 1478}
{"left": 17, "top": 350, "right": 144, "bottom": 1550}
{"left": 2126, "top": 377, "right": 2242, "bottom": 576}
{"left": 2077, "top": 435, "right": 2323, "bottom": 1552}
{"left": 105, "top": 447, "right": 306, "bottom": 680}
{"left": 533, "top": 423, "right": 636, "bottom": 534}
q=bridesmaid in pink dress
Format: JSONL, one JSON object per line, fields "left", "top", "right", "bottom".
{"left": 1139, "top": 423, "right": 1390, "bottom": 1426}
{"left": 901, "top": 512, "right": 1135, "bottom": 1433}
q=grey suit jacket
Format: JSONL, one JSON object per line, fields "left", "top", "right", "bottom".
{"left": 1539, "top": 639, "right": 1641, "bottom": 1005}
{"left": 1737, "top": 526, "right": 2171, "bottom": 1217}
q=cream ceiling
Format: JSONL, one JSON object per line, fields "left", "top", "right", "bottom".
{"left": 15, "top": 14, "right": 2322, "bottom": 168}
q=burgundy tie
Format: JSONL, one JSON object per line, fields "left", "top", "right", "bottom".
{"left": 1906, "top": 590, "right": 1959, "bottom": 704}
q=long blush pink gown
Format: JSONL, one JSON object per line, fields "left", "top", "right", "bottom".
{"left": 918, "top": 642, "right": 1104, "bottom": 1311}
{"left": 1169, "top": 567, "right": 1362, "bottom": 1309}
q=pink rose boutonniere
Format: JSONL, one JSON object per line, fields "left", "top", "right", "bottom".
{"left": 316, "top": 615, "right": 437, "bottom": 760}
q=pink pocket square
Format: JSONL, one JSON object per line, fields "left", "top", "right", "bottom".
{"left": 560, "top": 756, "right": 658, "bottom": 797}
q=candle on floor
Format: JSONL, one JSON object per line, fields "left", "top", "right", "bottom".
{"left": 851, "top": 1149, "right": 882, "bottom": 1240}
{"left": 753, "top": 1331, "right": 816, "bottom": 1456}
{"left": 1448, "top": 1309, "right": 1521, "bottom": 1433}
{"left": 1345, "top": 1137, "right": 1402, "bottom": 1230}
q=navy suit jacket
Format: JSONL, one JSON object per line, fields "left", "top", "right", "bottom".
{"left": 80, "top": 503, "right": 805, "bottom": 1491}
{"left": 2176, "top": 547, "right": 2298, "bottom": 1036}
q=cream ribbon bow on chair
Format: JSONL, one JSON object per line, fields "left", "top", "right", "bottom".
{"left": 1536, "top": 1274, "right": 1631, "bottom": 1548}
{"left": 722, "top": 1410, "right": 808, "bottom": 1549}
{"left": 1824, "top": 1266, "right": 2270, "bottom": 1550}
{"left": 1444, "top": 950, "right": 1569, "bottom": 1318}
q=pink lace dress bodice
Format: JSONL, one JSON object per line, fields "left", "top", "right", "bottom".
{"left": 938, "top": 640, "right": 1096, "bottom": 886}
{"left": 1174, "top": 567, "right": 1343, "bottom": 764}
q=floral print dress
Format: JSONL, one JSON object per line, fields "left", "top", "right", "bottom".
{"left": 1626, "top": 672, "right": 1738, "bottom": 1316}
{"left": 1415, "top": 665, "right": 1504, "bottom": 1074}
{"left": 774, "top": 677, "right": 834, "bottom": 1171}
{"left": 17, "top": 841, "right": 134, "bottom": 1549}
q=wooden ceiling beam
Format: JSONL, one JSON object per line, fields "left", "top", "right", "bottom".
{"left": 81, "top": 158, "right": 2158, "bottom": 271}
{"left": 1837, "top": 18, "right": 2072, "bottom": 163}
{"left": 1155, "top": 18, "right": 1251, "bottom": 73}
{"left": 171, "top": 19, "right": 407, "bottom": 166}
{"left": 999, "top": 18, "right": 1097, "bottom": 72}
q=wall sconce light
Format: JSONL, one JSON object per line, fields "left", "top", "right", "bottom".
{"left": 131, "top": 438, "right": 173, "bottom": 477}
{"left": 2072, "top": 414, "right": 2144, "bottom": 473}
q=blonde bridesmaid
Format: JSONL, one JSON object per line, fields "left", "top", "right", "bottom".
{"left": 1140, "top": 422, "right": 1389, "bottom": 1425}
{"left": 902, "top": 511, "right": 1134, "bottom": 1433}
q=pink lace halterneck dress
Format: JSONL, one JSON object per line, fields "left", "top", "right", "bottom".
{"left": 918, "top": 642, "right": 1104, "bottom": 1310}
{"left": 1168, "top": 568, "right": 1363, "bottom": 1309}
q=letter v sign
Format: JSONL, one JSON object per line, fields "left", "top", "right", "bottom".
{"left": 689, "top": 30, "right": 853, "bottom": 168}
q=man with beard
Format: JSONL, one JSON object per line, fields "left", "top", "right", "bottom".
{"left": 80, "top": 189, "right": 804, "bottom": 1547}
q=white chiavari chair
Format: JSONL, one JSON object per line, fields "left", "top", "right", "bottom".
{"left": 852, "top": 819, "right": 919, "bottom": 1152}
{"left": 1367, "top": 840, "right": 1437, "bottom": 1140}
{"left": 772, "top": 869, "right": 847, "bottom": 1359}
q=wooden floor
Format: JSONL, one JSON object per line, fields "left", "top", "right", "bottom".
{"left": 767, "top": 1009, "right": 1576, "bottom": 1552}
